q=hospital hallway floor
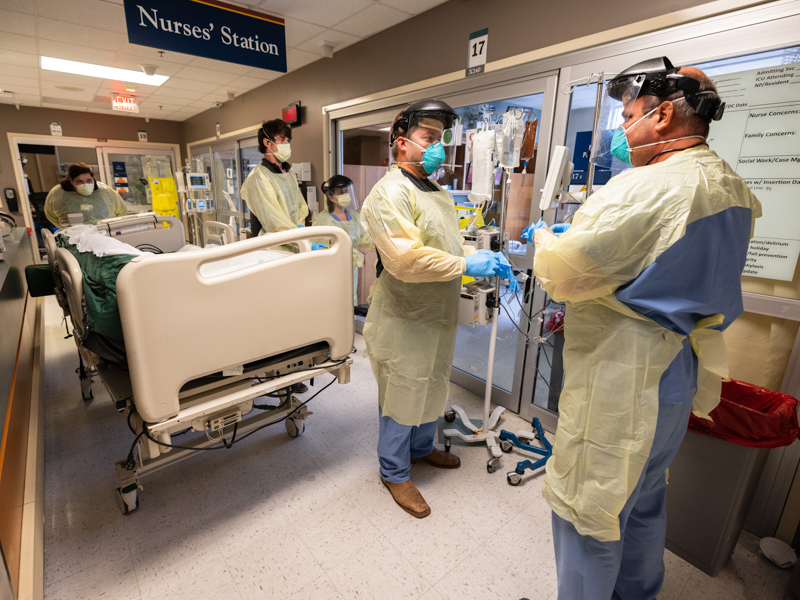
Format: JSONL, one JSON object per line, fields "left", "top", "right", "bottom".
{"left": 40, "top": 297, "right": 790, "bottom": 600}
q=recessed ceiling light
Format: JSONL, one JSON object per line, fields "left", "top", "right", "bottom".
{"left": 41, "top": 56, "right": 169, "bottom": 86}
{"left": 54, "top": 85, "right": 85, "bottom": 92}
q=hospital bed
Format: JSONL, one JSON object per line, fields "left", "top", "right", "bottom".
{"left": 50, "top": 213, "right": 354, "bottom": 513}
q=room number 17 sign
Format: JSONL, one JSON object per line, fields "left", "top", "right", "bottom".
{"left": 466, "top": 28, "right": 488, "bottom": 77}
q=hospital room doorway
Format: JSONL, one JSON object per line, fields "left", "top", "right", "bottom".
{"left": 330, "top": 71, "right": 559, "bottom": 414}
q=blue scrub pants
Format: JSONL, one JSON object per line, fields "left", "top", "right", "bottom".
{"left": 377, "top": 407, "right": 438, "bottom": 483}
{"left": 552, "top": 398, "right": 694, "bottom": 600}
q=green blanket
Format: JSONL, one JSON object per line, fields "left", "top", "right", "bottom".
{"left": 55, "top": 236, "right": 135, "bottom": 341}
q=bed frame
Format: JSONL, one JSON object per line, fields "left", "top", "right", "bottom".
{"left": 50, "top": 213, "right": 354, "bottom": 513}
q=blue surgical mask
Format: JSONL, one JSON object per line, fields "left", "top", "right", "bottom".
{"left": 608, "top": 98, "right": 704, "bottom": 166}
{"left": 401, "top": 138, "right": 446, "bottom": 174}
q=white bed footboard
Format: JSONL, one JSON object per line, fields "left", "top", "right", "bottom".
{"left": 117, "top": 226, "right": 354, "bottom": 423}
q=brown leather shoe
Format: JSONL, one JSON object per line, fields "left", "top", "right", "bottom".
{"left": 381, "top": 478, "right": 431, "bottom": 518}
{"left": 411, "top": 448, "right": 461, "bottom": 469}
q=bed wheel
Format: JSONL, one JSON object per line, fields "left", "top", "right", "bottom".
{"left": 444, "top": 409, "right": 456, "bottom": 423}
{"left": 507, "top": 471, "right": 523, "bottom": 486}
{"left": 500, "top": 440, "right": 513, "bottom": 453}
{"left": 115, "top": 485, "right": 139, "bottom": 514}
{"left": 82, "top": 389, "right": 94, "bottom": 402}
{"left": 285, "top": 418, "right": 304, "bottom": 438}
{"left": 487, "top": 457, "right": 501, "bottom": 473}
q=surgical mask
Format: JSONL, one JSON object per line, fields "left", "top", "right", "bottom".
{"left": 399, "top": 138, "right": 445, "bottom": 174}
{"left": 610, "top": 98, "right": 705, "bottom": 165}
{"left": 75, "top": 183, "right": 93, "bottom": 196}
{"left": 334, "top": 193, "right": 351, "bottom": 208}
{"left": 272, "top": 142, "right": 291, "bottom": 162}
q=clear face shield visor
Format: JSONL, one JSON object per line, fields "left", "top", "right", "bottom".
{"left": 589, "top": 73, "right": 645, "bottom": 170}
{"left": 405, "top": 111, "right": 459, "bottom": 175}
{"left": 324, "top": 182, "right": 358, "bottom": 211}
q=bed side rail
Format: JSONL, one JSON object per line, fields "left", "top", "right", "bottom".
{"left": 202, "top": 220, "right": 235, "bottom": 246}
{"left": 96, "top": 212, "right": 185, "bottom": 253}
{"left": 117, "top": 226, "right": 355, "bottom": 423}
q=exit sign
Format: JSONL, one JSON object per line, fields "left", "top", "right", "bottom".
{"left": 112, "top": 94, "right": 139, "bottom": 113}
{"left": 282, "top": 101, "right": 300, "bottom": 126}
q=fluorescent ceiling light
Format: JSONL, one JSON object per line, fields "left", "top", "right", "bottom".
{"left": 379, "top": 127, "right": 391, "bottom": 131}
{"left": 41, "top": 56, "right": 169, "bottom": 86}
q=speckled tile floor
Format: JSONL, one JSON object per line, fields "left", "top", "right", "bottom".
{"left": 41, "top": 297, "right": 791, "bottom": 599}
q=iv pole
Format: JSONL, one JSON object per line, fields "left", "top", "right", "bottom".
{"left": 443, "top": 110, "right": 524, "bottom": 471}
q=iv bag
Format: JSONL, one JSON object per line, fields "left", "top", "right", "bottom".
{"left": 499, "top": 110, "right": 523, "bottom": 169}
{"left": 520, "top": 118, "right": 538, "bottom": 161}
{"left": 469, "top": 129, "right": 496, "bottom": 202}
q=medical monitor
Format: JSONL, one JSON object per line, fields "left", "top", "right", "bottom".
{"left": 187, "top": 173, "right": 210, "bottom": 190}
{"left": 539, "top": 146, "right": 574, "bottom": 210}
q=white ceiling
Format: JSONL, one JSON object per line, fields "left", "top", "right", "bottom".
{"left": 0, "top": 0, "right": 447, "bottom": 121}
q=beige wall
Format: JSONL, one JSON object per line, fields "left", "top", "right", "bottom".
{"left": 181, "top": 0, "right": 721, "bottom": 192}
{"left": 0, "top": 104, "right": 183, "bottom": 212}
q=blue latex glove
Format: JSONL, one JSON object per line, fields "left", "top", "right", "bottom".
{"left": 521, "top": 218, "right": 549, "bottom": 243}
{"left": 497, "top": 255, "right": 520, "bottom": 294}
{"left": 464, "top": 249, "right": 503, "bottom": 277}
{"left": 311, "top": 242, "right": 327, "bottom": 251}
{"left": 551, "top": 223, "right": 571, "bottom": 236}
{"left": 297, "top": 224, "right": 305, "bottom": 228}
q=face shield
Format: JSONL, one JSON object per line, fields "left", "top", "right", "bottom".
{"left": 321, "top": 176, "right": 358, "bottom": 211}
{"left": 393, "top": 100, "right": 459, "bottom": 176}
{"left": 589, "top": 73, "right": 645, "bottom": 171}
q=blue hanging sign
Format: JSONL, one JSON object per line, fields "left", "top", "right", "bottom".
{"left": 123, "top": 0, "right": 286, "bottom": 73}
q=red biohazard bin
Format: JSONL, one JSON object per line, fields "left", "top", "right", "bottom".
{"left": 688, "top": 379, "right": 800, "bottom": 448}
{"left": 666, "top": 380, "right": 799, "bottom": 576}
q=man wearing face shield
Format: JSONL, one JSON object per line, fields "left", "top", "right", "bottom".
{"left": 360, "top": 99, "right": 514, "bottom": 518}
{"left": 528, "top": 58, "right": 761, "bottom": 598}
{"left": 312, "top": 175, "right": 373, "bottom": 304}
{"left": 44, "top": 163, "right": 127, "bottom": 228}
{"left": 240, "top": 118, "right": 308, "bottom": 237}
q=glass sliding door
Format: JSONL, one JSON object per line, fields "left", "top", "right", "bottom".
{"left": 100, "top": 147, "right": 178, "bottom": 216}
{"left": 210, "top": 142, "right": 241, "bottom": 234}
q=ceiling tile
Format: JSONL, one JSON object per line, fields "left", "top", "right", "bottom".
{"left": 378, "top": 0, "right": 446, "bottom": 14}
{"left": 160, "top": 78, "right": 220, "bottom": 92}
{"left": 286, "top": 48, "right": 320, "bottom": 71}
{"left": 297, "top": 29, "right": 361, "bottom": 56}
{"left": 37, "top": 17, "right": 123, "bottom": 52}
{"left": 333, "top": 4, "right": 408, "bottom": 38}
{"left": 38, "top": 40, "right": 118, "bottom": 67}
{"left": 0, "top": 1, "right": 34, "bottom": 14}
{"left": 0, "top": 50, "right": 37, "bottom": 67}
{"left": 284, "top": 18, "right": 325, "bottom": 48}
{"left": 137, "top": 99, "right": 188, "bottom": 110}
{"left": 243, "top": 66, "right": 282, "bottom": 79}
{"left": 226, "top": 75, "right": 272, "bottom": 89}
{"left": 187, "top": 56, "right": 253, "bottom": 74}
{"left": 111, "top": 54, "right": 186, "bottom": 77}
{"left": 253, "top": 0, "right": 373, "bottom": 27}
{"left": 0, "top": 33, "right": 36, "bottom": 55}
{"left": 0, "top": 9, "right": 35, "bottom": 36}
{"left": 36, "top": 0, "right": 126, "bottom": 33}
{"left": 148, "top": 87, "right": 204, "bottom": 101}
{"left": 0, "top": 63, "right": 38, "bottom": 78}
{"left": 173, "top": 66, "right": 241, "bottom": 85}
{"left": 42, "top": 101, "right": 87, "bottom": 112}
{"left": 118, "top": 43, "right": 196, "bottom": 64}
{"left": 0, "top": 75, "right": 39, "bottom": 90}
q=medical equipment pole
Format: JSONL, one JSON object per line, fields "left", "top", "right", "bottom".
{"left": 443, "top": 161, "right": 513, "bottom": 470}
{"left": 585, "top": 73, "right": 605, "bottom": 199}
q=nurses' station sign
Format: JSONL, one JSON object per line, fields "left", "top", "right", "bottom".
{"left": 710, "top": 62, "right": 800, "bottom": 281}
{"left": 123, "top": 0, "right": 287, "bottom": 73}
